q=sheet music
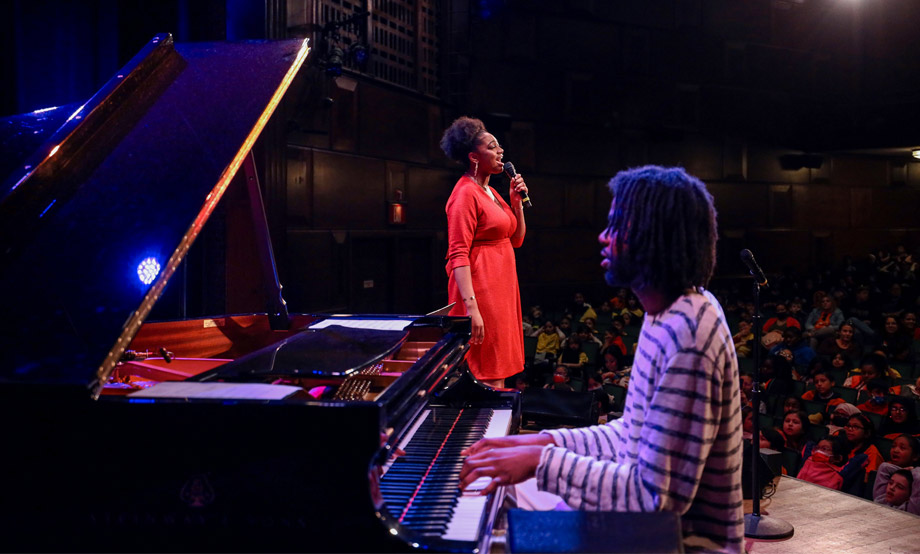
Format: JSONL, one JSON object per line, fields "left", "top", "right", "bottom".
{"left": 309, "top": 318, "right": 413, "bottom": 331}
{"left": 128, "top": 381, "right": 302, "bottom": 400}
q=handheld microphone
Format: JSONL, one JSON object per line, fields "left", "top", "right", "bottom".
{"left": 503, "top": 162, "right": 532, "bottom": 208}
{"left": 740, "top": 249, "right": 768, "bottom": 286}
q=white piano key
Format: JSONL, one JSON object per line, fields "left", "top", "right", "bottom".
{"left": 440, "top": 494, "right": 487, "bottom": 542}
{"left": 483, "top": 409, "right": 512, "bottom": 439}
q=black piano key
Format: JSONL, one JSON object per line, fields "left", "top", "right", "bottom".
{"left": 381, "top": 406, "right": 501, "bottom": 538}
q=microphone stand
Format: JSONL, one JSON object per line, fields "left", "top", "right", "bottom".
{"left": 743, "top": 275, "right": 794, "bottom": 540}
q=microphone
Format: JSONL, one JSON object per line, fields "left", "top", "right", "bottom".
{"left": 503, "top": 162, "right": 532, "bottom": 208}
{"left": 740, "top": 249, "right": 768, "bottom": 286}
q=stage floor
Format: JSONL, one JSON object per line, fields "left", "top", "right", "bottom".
{"left": 745, "top": 475, "right": 920, "bottom": 554}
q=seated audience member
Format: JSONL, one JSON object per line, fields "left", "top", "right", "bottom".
{"left": 798, "top": 435, "right": 868, "bottom": 491}
{"left": 741, "top": 406, "right": 755, "bottom": 442}
{"left": 907, "top": 376, "right": 920, "bottom": 402}
{"left": 826, "top": 403, "right": 861, "bottom": 436}
{"left": 802, "top": 369, "right": 845, "bottom": 424}
{"left": 847, "top": 286, "right": 879, "bottom": 340}
{"left": 568, "top": 292, "right": 597, "bottom": 323}
{"left": 513, "top": 374, "right": 529, "bottom": 392}
{"left": 901, "top": 311, "right": 920, "bottom": 342}
{"left": 583, "top": 316, "right": 601, "bottom": 338}
{"left": 829, "top": 352, "right": 854, "bottom": 377}
{"left": 558, "top": 335, "right": 588, "bottom": 377}
{"left": 599, "top": 327, "right": 627, "bottom": 360}
{"left": 770, "top": 327, "right": 816, "bottom": 369}
{"left": 610, "top": 314, "right": 629, "bottom": 338}
{"left": 534, "top": 320, "right": 561, "bottom": 363}
{"left": 544, "top": 366, "right": 575, "bottom": 392}
{"left": 739, "top": 373, "right": 754, "bottom": 409}
{"left": 732, "top": 320, "right": 754, "bottom": 358}
{"left": 788, "top": 298, "right": 807, "bottom": 328}
{"left": 873, "top": 465, "right": 920, "bottom": 515}
{"left": 879, "top": 282, "right": 908, "bottom": 322}
{"left": 528, "top": 306, "right": 547, "bottom": 328}
{"left": 816, "top": 322, "right": 863, "bottom": 362}
{"left": 522, "top": 314, "right": 535, "bottom": 337}
{"left": 781, "top": 396, "right": 804, "bottom": 415}
{"left": 856, "top": 378, "right": 893, "bottom": 416}
{"left": 804, "top": 295, "right": 845, "bottom": 349}
{"left": 844, "top": 352, "right": 893, "bottom": 391}
{"left": 878, "top": 315, "right": 912, "bottom": 362}
{"left": 763, "top": 409, "right": 810, "bottom": 454}
{"left": 599, "top": 350, "right": 630, "bottom": 388}
{"left": 621, "top": 293, "right": 644, "bottom": 322}
{"left": 879, "top": 398, "right": 920, "bottom": 439}
{"left": 586, "top": 372, "right": 612, "bottom": 421}
{"left": 797, "top": 355, "right": 831, "bottom": 385}
{"left": 575, "top": 324, "right": 603, "bottom": 348}
{"left": 841, "top": 413, "right": 885, "bottom": 479}
{"left": 597, "top": 299, "right": 614, "bottom": 318}
{"left": 760, "top": 352, "right": 794, "bottom": 399}
{"left": 763, "top": 302, "right": 801, "bottom": 335}
{"left": 557, "top": 317, "right": 573, "bottom": 340}
{"left": 608, "top": 287, "right": 627, "bottom": 310}
{"left": 887, "top": 434, "right": 920, "bottom": 469}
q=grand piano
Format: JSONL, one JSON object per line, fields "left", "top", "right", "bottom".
{"left": 0, "top": 34, "right": 519, "bottom": 552}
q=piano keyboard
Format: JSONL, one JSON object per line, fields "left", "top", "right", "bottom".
{"left": 380, "top": 407, "right": 512, "bottom": 543}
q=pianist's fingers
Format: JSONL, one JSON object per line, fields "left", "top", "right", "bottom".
{"left": 458, "top": 445, "right": 544, "bottom": 492}
{"left": 461, "top": 434, "right": 554, "bottom": 457}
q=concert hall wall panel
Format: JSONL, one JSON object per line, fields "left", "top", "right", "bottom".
{"left": 6, "top": 0, "right": 920, "bottom": 317}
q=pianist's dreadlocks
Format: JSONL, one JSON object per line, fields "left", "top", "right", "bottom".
{"left": 603, "top": 165, "right": 717, "bottom": 300}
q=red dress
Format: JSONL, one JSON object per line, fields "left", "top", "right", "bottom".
{"left": 445, "top": 176, "right": 524, "bottom": 381}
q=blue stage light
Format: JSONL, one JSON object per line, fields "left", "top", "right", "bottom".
{"left": 137, "top": 257, "right": 161, "bottom": 285}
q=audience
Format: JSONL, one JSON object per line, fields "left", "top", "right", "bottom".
{"left": 797, "top": 435, "right": 868, "bottom": 491}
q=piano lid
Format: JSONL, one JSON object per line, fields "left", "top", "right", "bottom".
{"left": 0, "top": 34, "right": 310, "bottom": 395}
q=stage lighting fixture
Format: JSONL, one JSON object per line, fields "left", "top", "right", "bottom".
{"left": 324, "top": 47, "right": 344, "bottom": 76}
{"left": 137, "top": 257, "right": 161, "bottom": 286}
{"left": 912, "top": 148, "right": 920, "bottom": 160}
{"left": 350, "top": 43, "right": 368, "bottom": 68}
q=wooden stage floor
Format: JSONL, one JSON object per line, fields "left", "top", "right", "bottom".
{"left": 744, "top": 476, "right": 920, "bottom": 554}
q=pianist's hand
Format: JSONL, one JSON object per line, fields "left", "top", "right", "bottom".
{"left": 458, "top": 445, "right": 545, "bottom": 495}
{"left": 461, "top": 433, "right": 555, "bottom": 457}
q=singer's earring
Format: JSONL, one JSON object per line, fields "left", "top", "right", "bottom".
{"left": 473, "top": 159, "right": 479, "bottom": 175}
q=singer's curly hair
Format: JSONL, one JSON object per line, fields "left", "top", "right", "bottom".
{"left": 604, "top": 165, "right": 717, "bottom": 299}
{"left": 440, "top": 116, "right": 487, "bottom": 164}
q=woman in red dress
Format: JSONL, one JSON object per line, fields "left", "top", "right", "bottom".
{"left": 440, "top": 117, "right": 529, "bottom": 387}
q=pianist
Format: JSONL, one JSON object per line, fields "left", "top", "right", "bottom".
{"left": 459, "top": 166, "right": 744, "bottom": 553}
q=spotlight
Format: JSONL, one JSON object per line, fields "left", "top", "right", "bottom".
{"left": 324, "top": 47, "right": 344, "bottom": 76}
{"left": 137, "top": 257, "right": 161, "bottom": 286}
{"left": 912, "top": 149, "right": 920, "bottom": 160}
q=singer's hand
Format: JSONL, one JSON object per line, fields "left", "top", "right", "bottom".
{"left": 508, "top": 174, "right": 528, "bottom": 205}
{"left": 470, "top": 308, "right": 485, "bottom": 345}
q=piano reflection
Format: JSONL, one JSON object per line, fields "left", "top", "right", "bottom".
{"left": 0, "top": 34, "right": 519, "bottom": 553}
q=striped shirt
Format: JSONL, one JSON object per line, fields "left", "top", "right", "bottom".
{"left": 536, "top": 289, "right": 744, "bottom": 553}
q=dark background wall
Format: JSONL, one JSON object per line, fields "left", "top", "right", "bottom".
{"left": 4, "top": 0, "right": 920, "bottom": 317}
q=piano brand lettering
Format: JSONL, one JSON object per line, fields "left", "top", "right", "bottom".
{"left": 88, "top": 511, "right": 231, "bottom": 527}
{"left": 87, "top": 511, "right": 308, "bottom": 529}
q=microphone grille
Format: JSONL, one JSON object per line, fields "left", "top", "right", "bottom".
{"left": 503, "top": 161, "right": 515, "bottom": 176}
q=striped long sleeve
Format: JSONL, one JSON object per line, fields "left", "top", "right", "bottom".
{"left": 536, "top": 290, "right": 744, "bottom": 553}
